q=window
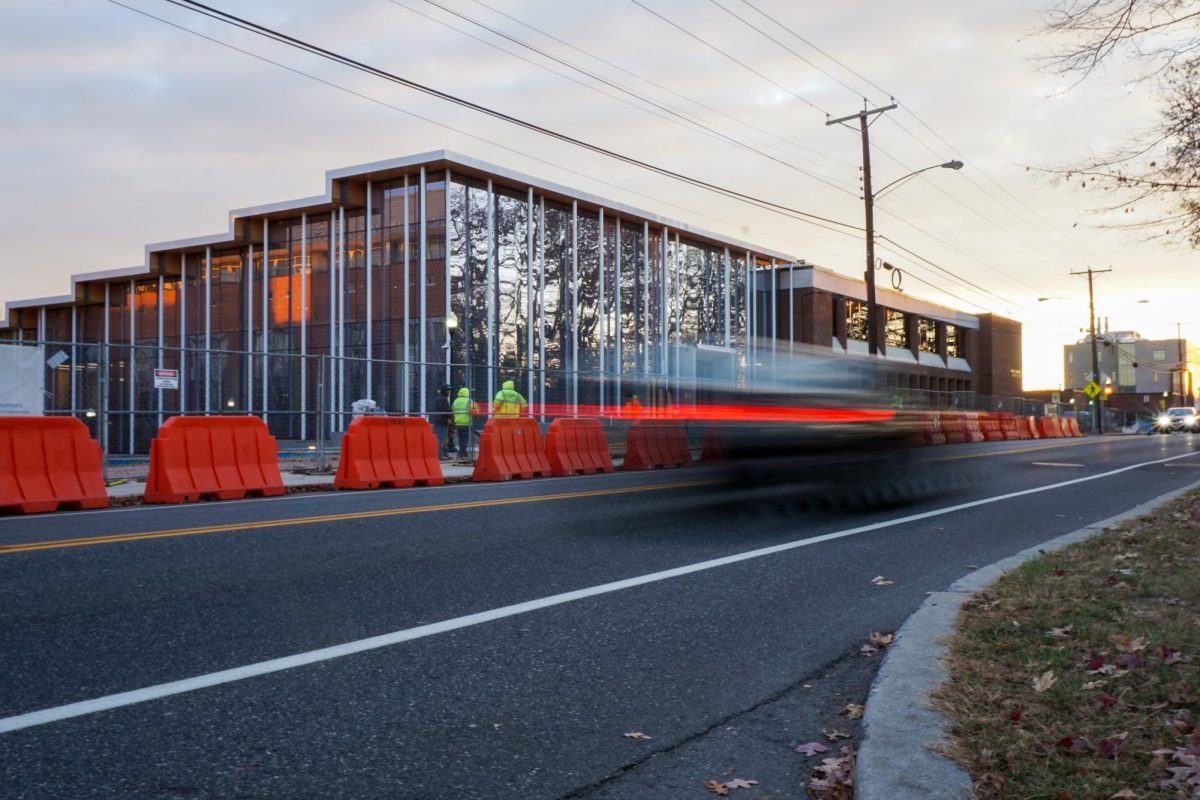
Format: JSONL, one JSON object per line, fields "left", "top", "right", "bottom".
{"left": 917, "top": 318, "right": 937, "bottom": 353}
{"left": 846, "top": 299, "right": 868, "bottom": 341}
{"left": 884, "top": 309, "right": 906, "bottom": 349}
{"left": 946, "top": 324, "right": 961, "bottom": 358}
{"left": 1068, "top": 352, "right": 1074, "bottom": 364}
{"left": 1153, "top": 349, "right": 1166, "bottom": 361}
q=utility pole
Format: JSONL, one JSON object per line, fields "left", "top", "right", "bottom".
{"left": 1177, "top": 321, "right": 1186, "bottom": 407}
{"left": 827, "top": 101, "right": 896, "bottom": 356}
{"left": 1071, "top": 267, "right": 1112, "bottom": 433}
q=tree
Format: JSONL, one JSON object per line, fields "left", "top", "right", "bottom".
{"left": 1038, "top": 1, "right": 1200, "bottom": 246}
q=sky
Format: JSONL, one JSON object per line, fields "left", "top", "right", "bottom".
{"left": 1, "top": 0, "right": 1194, "bottom": 390}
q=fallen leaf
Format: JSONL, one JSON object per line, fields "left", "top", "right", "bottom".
{"left": 1109, "top": 790, "right": 1139, "bottom": 799}
{"left": 868, "top": 631, "right": 894, "bottom": 649}
{"left": 705, "top": 779, "right": 730, "bottom": 796}
{"left": 839, "top": 703, "right": 865, "bottom": 720}
{"left": 1047, "top": 624, "right": 1074, "bottom": 638}
{"left": 622, "top": 731, "right": 652, "bottom": 740}
{"left": 1110, "top": 634, "right": 1147, "bottom": 653}
{"left": 859, "top": 644, "right": 877, "bottom": 657}
{"left": 870, "top": 575, "right": 894, "bottom": 586}
{"left": 1032, "top": 670, "right": 1058, "bottom": 694}
{"left": 822, "top": 728, "right": 851, "bottom": 741}
{"left": 1054, "top": 568, "right": 1067, "bottom": 576}
{"left": 1116, "top": 652, "right": 1144, "bottom": 670}
{"left": 723, "top": 778, "right": 759, "bottom": 789}
{"left": 1097, "top": 732, "right": 1127, "bottom": 759}
{"left": 1082, "top": 680, "right": 1106, "bottom": 690}
{"left": 795, "top": 741, "right": 828, "bottom": 756}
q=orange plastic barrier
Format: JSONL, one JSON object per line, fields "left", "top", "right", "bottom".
{"left": 546, "top": 418, "right": 614, "bottom": 476}
{"left": 0, "top": 416, "right": 107, "bottom": 514}
{"left": 144, "top": 416, "right": 285, "bottom": 504}
{"left": 963, "top": 413, "right": 985, "bottom": 443}
{"left": 334, "top": 416, "right": 443, "bottom": 490}
{"left": 472, "top": 417, "right": 551, "bottom": 481}
{"left": 998, "top": 414, "right": 1022, "bottom": 441}
{"left": 940, "top": 413, "right": 967, "bottom": 445}
{"left": 921, "top": 413, "right": 947, "bottom": 446}
{"left": 1026, "top": 416, "right": 1040, "bottom": 439}
{"left": 979, "top": 413, "right": 1006, "bottom": 442}
{"left": 1037, "top": 416, "right": 1063, "bottom": 439}
{"left": 623, "top": 419, "right": 693, "bottom": 470}
{"left": 1066, "top": 417, "right": 1082, "bottom": 437}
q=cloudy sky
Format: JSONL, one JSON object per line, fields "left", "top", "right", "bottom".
{"left": 1, "top": 0, "right": 1193, "bottom": 389}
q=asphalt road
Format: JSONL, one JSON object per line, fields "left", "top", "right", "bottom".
{"left": 1, "top": 435, "right": 1197, "bottom": 799}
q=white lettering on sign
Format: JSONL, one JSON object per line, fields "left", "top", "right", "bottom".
{"left": 153, "top": 368, "right": 179, "bottom": 390}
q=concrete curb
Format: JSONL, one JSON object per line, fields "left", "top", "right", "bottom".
{"left": 854, "top": 478, "right": 1200, "bottom": 800}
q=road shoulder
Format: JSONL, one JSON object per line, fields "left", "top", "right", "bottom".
{"left": 854, "top": 477, "right": 1200, "bottom": 800}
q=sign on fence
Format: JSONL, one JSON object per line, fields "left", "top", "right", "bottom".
{"left": 0, "top": 344, "right": 45, "bottom": 415}
{"left": 153, "top": 368, "right": 179, "bottom": 390}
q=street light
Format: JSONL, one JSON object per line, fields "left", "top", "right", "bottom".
{"left": 863, "top": 160, "right": 963, "bottom": 355}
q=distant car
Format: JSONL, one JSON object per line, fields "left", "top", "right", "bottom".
{"left": 1153, "top": 407, "right": 1200, "bottom": 434}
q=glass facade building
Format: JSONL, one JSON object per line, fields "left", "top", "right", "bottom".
{"left": 0, "top": 152, "right": 802, "bottom": 452}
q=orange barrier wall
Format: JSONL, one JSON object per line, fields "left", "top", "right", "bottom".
{"left": 623, "top": 419, "right": 693, "bottom": 470}
{"left": 1066, "top": 417, "right": 1083, "bottom": 437}
{"left": 998, "top": 414, "right": 1021, "bottom": 441}
{"left": 472, "top": 418, "right": 551, "bottom": 481}
{"left": 963, "top": 413, "right": 985, "bottom": 443}
{"left": 923, "top": 413, "right": 948, "bottom": 446}
{"left": 1026, "top": 416, "right": 1040, "bottom": 439}
{"left": 0, "top": 416, "right": 107, "bottom": 514}
{"left": 334, "top": 416, "right": 443, "bottom": 490}
{"left": 546, "top": 418, "right": 614, "bottom": 476}
{"left": 1037, "top": 416, "right": 1063, "bottom": 439}
{"left": 940, "top": 413, "right": 967, "bottom": 445}
{"left": 144, "top": 416, "right": 285, "bottom": 504}
{"left": 979, "top": 413, "right": 1006, "bottom": 442}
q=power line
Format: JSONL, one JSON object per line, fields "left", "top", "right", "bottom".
{"left": 395, "top": 0, "right": 859, "bottom": 195}
{"left": 457, "top": 0, "right": 858, "bottom": 170}
{"left": 105, "top": 0, "right": 860, "bottom": 246}
{"left": 628, "top": 0, "right": 833, "bottom": 118}
{"left": 150, "top": 0, "right": 863, "bottom": 235}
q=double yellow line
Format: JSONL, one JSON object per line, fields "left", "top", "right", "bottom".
{"left": 0, "top": 480, "right": 715, "bottom": 556}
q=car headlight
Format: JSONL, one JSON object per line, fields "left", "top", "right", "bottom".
{"left": 1187, "top": 415, "right": 1199, "bottom": 427}
{"left": 1157, "top": 414, "right": 1172, "bottom": 427}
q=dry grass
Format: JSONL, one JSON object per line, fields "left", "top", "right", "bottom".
{"left": 933, "top": 490, "right": 1200, "bottom": 799}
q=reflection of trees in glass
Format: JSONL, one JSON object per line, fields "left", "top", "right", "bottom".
{"left": 575, "top": 211, "right": 600, "bottom": 408}
{"left": 946, "top": 324, "right": 961, "bottom": 358}
{"left": 542, "top": 201, "right": 569, "bottom": 380}
{"left": 846, "top": 299, "right": 868, "bottom": 341}
{"left": 494, "top": 189, "right": 527, "bottom": 373}
{"left": 730, "top": 253, "right": 746, "bottom": 353}
{"left": 620, "top": 221, "right": 642, "bottom": 375}
{"left": 885, "top": 309, "right": 906, "bottom": 349}
{"left": 917, "top": 318, "right": 937, "bottom": 353}
{"left": 647, "top": 228, "right": 662, "bottom": 373}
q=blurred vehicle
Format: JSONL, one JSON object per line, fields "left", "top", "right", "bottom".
{"left": 682, "top": 344, "right": 963, "bottom": 506}
{"left": 1153, "top": 407, "right": 1200, "bottom": 434}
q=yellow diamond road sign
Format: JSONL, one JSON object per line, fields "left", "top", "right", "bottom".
{"left": 1083, "top": 381, "right": 1102, "bottom": 399}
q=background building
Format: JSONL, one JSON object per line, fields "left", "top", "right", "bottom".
{"left": 0, "top": 151, "right": 1024, "bottom": 453}
{"left": 1063, "top": 330, "right": 1198, "bottom": 413}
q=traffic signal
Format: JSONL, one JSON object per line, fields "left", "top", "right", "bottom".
{"left": 1103, "top": 384, "right": 1114, "bottom": 397}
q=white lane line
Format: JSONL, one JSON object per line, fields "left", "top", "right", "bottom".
{"left": 1031, "top": 462, "right": 1085, "bottom": 467}
{"left": 1, "top": 447, "right": 1197, "bottom": 736}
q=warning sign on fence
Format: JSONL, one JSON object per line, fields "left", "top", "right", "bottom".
{"left": 153, "top": 368, "right": 179, "bottom": 390}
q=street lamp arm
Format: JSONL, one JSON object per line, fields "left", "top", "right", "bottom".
{"left": 873, "top": 160, "right": 964, "bottom": 201}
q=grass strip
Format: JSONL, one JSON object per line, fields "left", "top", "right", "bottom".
{"left": 933, "top": 489, "right": 1200, "bottom": 799}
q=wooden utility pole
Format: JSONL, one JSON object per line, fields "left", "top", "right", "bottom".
{"left": 827, "top": 102, "right": 896, "bottom": 356}
{"left": 1071, "top": 267, "right": 1111, "bottom": 432}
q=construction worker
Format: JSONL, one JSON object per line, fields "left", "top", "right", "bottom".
{"left": 451, "top": 387, "right": 477, "bottom": 455}
{"left": 493, "top": 379, "right": 527, "bottom": 418}
{"left": 433, "top": 384, "right": 455, "bottom": 458}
